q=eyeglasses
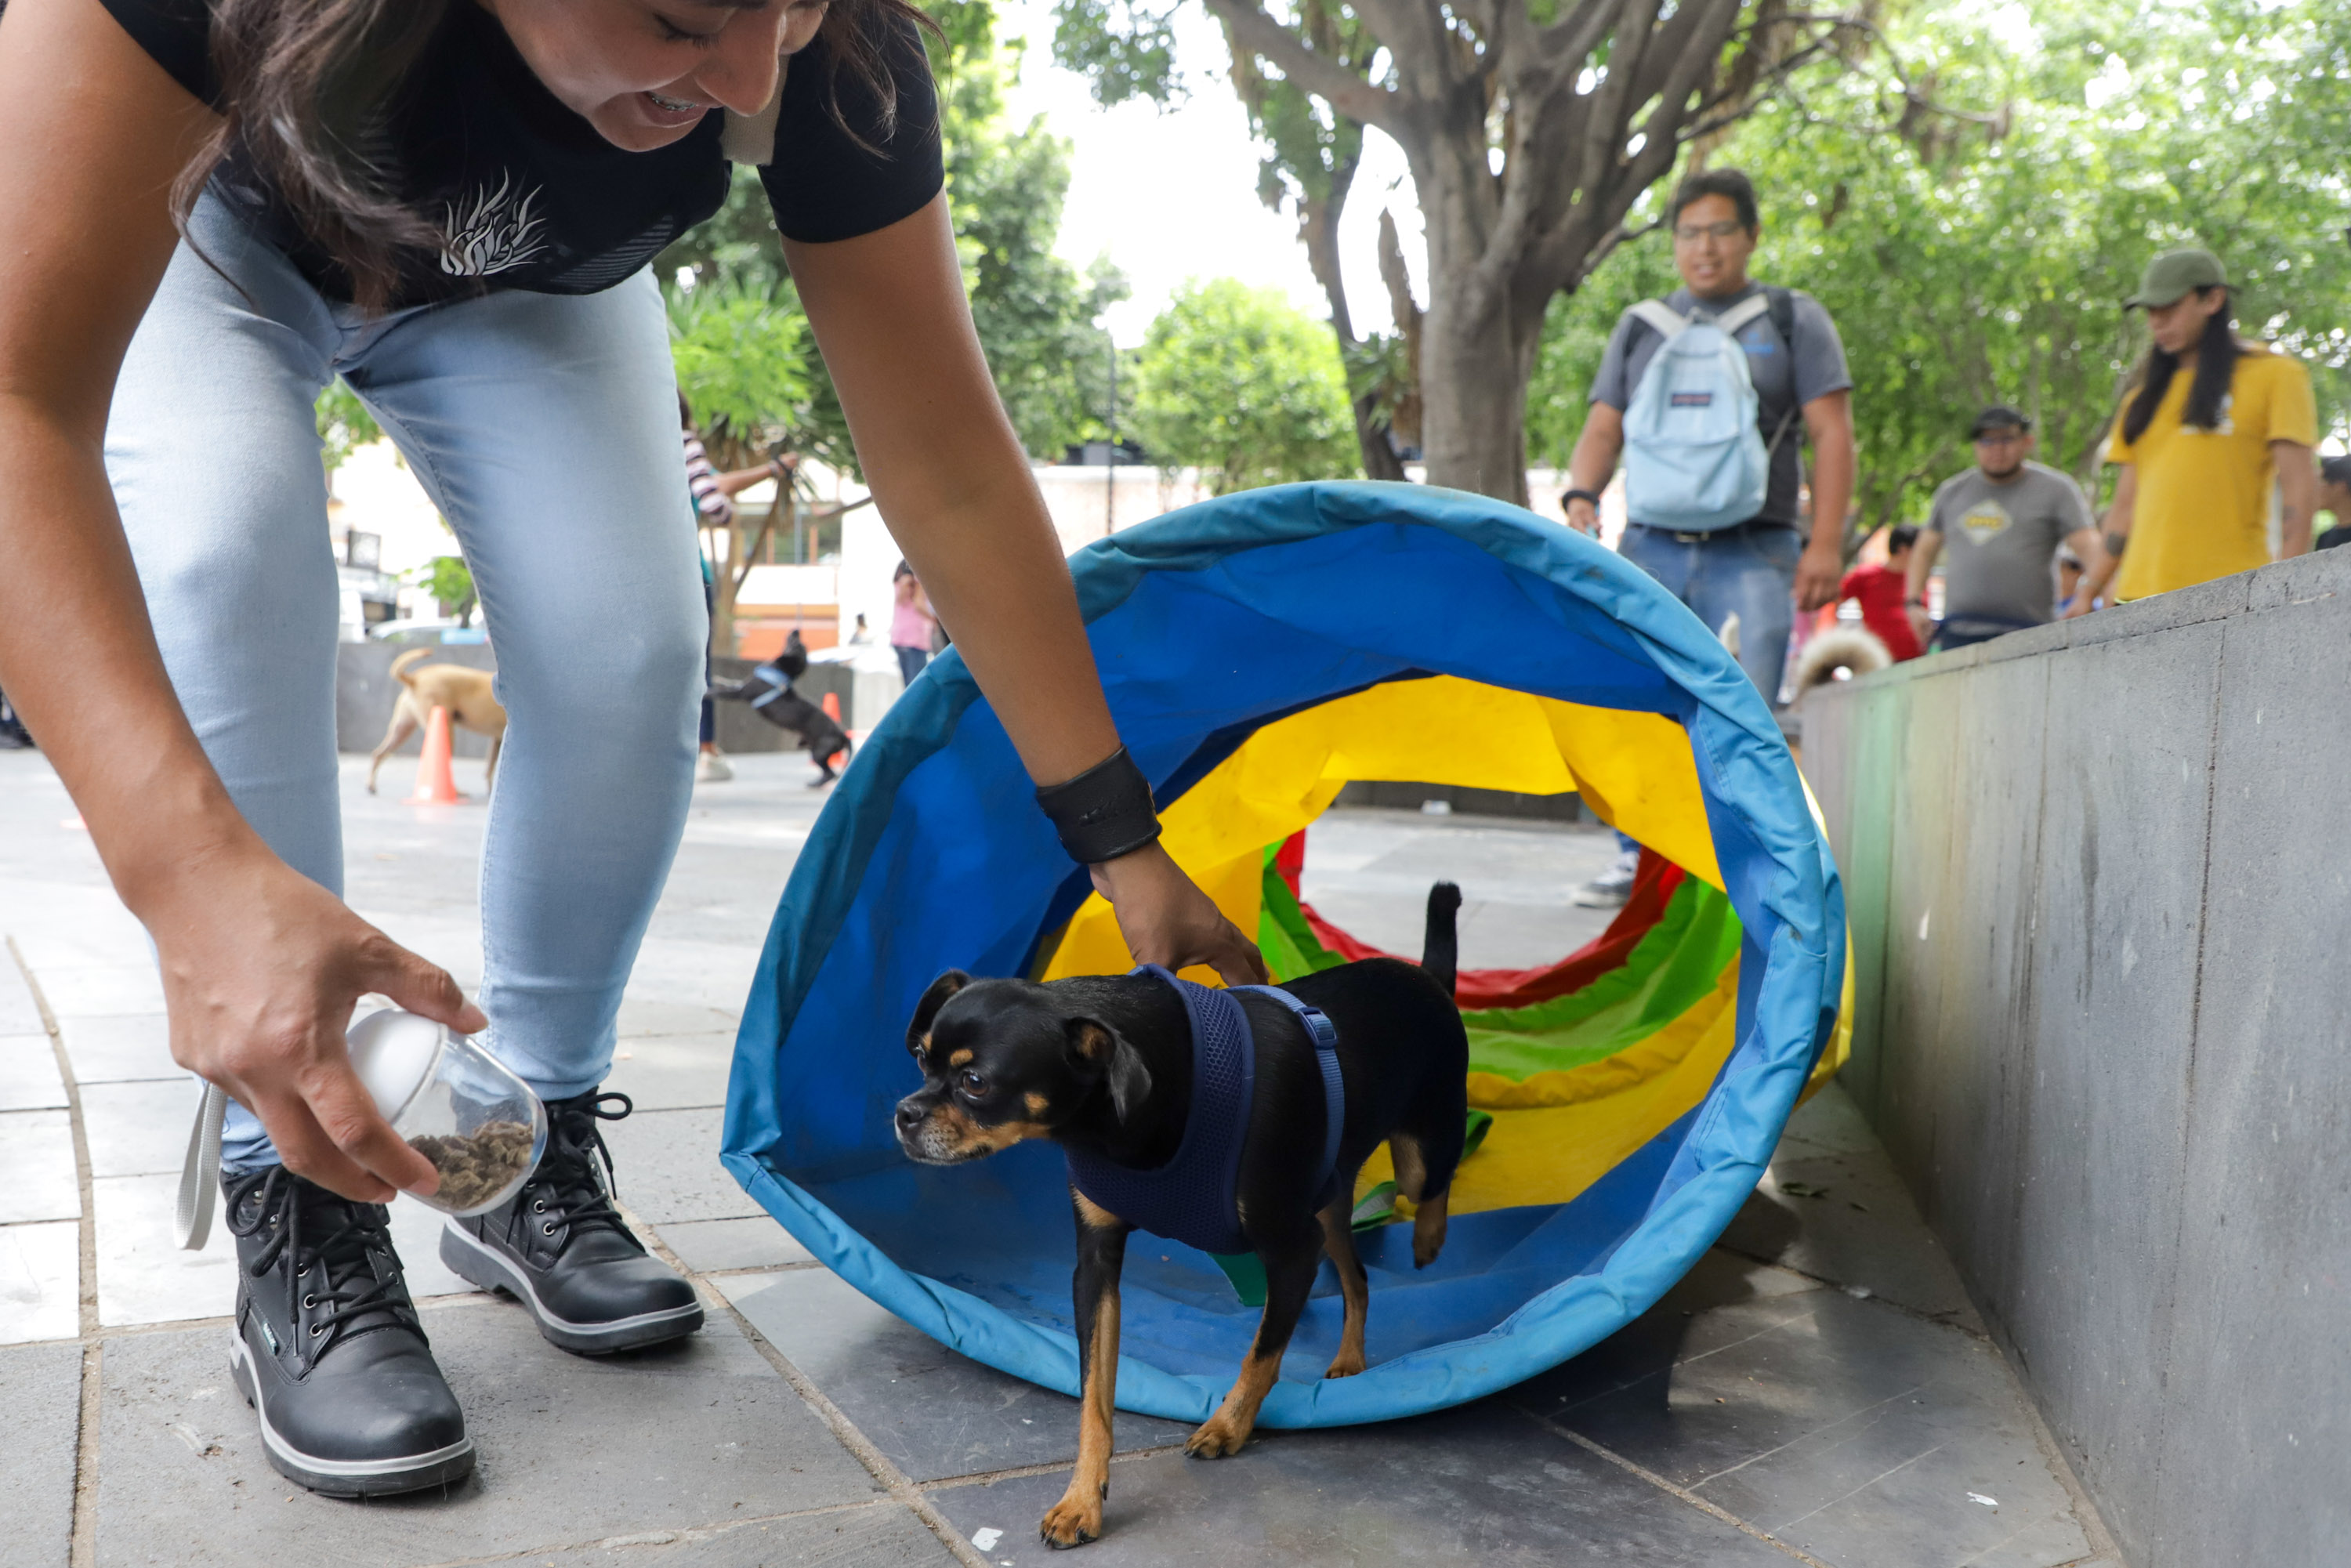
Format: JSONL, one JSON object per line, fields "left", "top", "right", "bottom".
{"left": 1672, "top": 219, "right": 1748, "bottom": 244}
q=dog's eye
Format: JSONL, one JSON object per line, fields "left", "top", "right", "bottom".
{"left": 958, "top": 1069, "right": 987, "bottom": 1097}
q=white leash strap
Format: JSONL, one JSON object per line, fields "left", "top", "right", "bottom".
{"left": 175, "top": 1081, "right": 226, "bottom": 1251}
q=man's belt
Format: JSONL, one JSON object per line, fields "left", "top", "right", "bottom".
{"left": 1628, "top": 519, "right": 1798, "bottom": 545}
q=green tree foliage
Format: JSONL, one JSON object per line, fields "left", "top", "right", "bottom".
{"left": 944, "top": 35, "right": 1132, "bottom": 455}
{"left": 315, "top": 380, "right": 382, "bottom": 476}
{"left": 1131, "top": 277, "right": 1358, "bottom": 491}
{"left": 652, "top": 0, "right": 1125, "bottom": 469}
{"left": 666, "top": 273, "right": 813, "bottom": 470}
{"left": 416, "top": 556, "right": 476, "bottom": 627}
{"left": 1531, "top": 0, "right": 2351, "bottom": 538}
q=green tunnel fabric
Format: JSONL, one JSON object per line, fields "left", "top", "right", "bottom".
{"left": 719, "top": 481, "right": 1846, "bottom": 1428}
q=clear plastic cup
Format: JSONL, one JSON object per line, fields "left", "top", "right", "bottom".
{"left": 346, "top": 1008, "right": 547, "bottom": 1216}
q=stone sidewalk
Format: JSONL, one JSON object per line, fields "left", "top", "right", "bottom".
{"left": 0, "top": 747, "right": 2117, "bottom": 1567}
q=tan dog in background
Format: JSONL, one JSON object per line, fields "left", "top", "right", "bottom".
{"left": 367, "top": 647, "right": 507, "bottom": 794}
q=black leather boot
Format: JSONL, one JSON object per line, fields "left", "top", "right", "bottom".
{"left": 225, "top": 1168, "right": 473, "bottom": 1497}
{"left": 440, "top": 1090, "right": 703, "bottom": 1354}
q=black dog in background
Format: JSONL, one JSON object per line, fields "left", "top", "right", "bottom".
{"left": 895, "top": 883, "right": 1469, "bottom": 1548}
{"left": 708, "top": 631, "right": 852, "bottom": 786}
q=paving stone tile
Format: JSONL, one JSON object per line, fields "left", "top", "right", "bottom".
{"left": 0, "top": 1034, "right": 67, "bottom": 1111}
{"left": 53, "top": 1016, "right": 177, "bottom": 1085}
{"left": 723, "top": 1269, "right": 1194, "bottom": 1483}
{"left": 0, "top": 1339, "right": 82, "bottom": 1566}
{"left": 21, "top": 965, "right": 163, "bottom": 1018}
{"left": 2, "top": 885, "right": 150, "bottom": 976}
{"left": 91, "top": 1174, "right": 237, "bottom": 1329}
{"left": 385, "top": 1199, "right": 491, "bottom": 1303}
{"left": 0, "top": 958, "right": 43, "bottom": 1036}
{"left": 509, "top": 1501, "right": 955, "bottom": 1565}
{"left": 617, "top": 999, "right": 744, "bottom": 1038}
{"left": 602, "top": 1106, "right": 764, "bottom": 1224}
{"left": 1526, "top": 1287, "right": 2088, "bottom": 1568}
{"left": 79, "top": 1081, "right": 203, "bottom": 1179}
{"left": 0, "top": 1221, "right": 82, "bottom": 1346}
{"left": 605, "top": 1030, "right": 739, "bottom": 1110}
{"left": 656, "top": 1217, "right": 813, "bottom": 1274}
{"left": 1777, "top": 1081, "right": 1882, "bottom": 1158}
{"left": 89, "top": 1175, "right": 481, "bottom": 1329}
{"left": 1295, "top": 813, "right": 1621, "bottom": 971}
{"left": 1723, "top": 1160, "right": 1978, "bottom": 1327}
{"left": 1507, "top": 1250, "right": 1824, "bottom": 1419}
{"left": 92, "top": 1302, "right": 882, "bottom": 1567}
{"left": 0, "top": 1109, "right": 82, "bottom": 1222}
{"left": 923, "top": 1398, "right": 1794, "bottom": 1567}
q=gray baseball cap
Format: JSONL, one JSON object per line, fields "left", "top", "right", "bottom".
{"left": 2125, "top": 248, "right": 2227, "bottom": 309}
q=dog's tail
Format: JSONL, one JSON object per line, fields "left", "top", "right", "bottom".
{"left": 1421, "top": 881, "right": 1462, "bottom": 1000}
{"left": 389, "top": 646, "right": 433, "bottom": 686}
{"left": 1791, "top": 627, "right": 1893, "bottom": 699}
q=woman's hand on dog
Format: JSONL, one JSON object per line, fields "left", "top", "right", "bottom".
{"left": 143, "top": 844, "right": 486, "bottom": 1204}
{"left": 1091, "top": 842, "right": 1269, "bottom": 987}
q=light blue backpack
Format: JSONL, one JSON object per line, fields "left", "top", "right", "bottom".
{"left": 1621, "top": 292, "right": 1797, "bottom": 532}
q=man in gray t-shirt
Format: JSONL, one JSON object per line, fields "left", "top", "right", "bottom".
{"left": 1907, "top": 405, "right": 2105, "bottom": 651}
{"left": 1585, "top": 282, "right": 1852, "bottom": 529}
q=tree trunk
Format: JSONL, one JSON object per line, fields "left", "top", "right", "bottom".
{"left": 1204, "top": 0, "right": 1777, "bottom": 504}
{"left": 1296, "top": 168, "right": 1408, "bottom": 482}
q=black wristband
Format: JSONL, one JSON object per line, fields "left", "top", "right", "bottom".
{"left": 1562, "top": 487, "right": 1601, "bottom": 509}
{"left": 1036, "top": 747, "right": 1163, "bottom": 866}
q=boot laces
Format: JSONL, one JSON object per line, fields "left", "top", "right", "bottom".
{"left": 525, "top": 1091, "right": 636, "bottom": 1249}
{"left": 226, "top": 1167, "right": 418, "bottom": 1363}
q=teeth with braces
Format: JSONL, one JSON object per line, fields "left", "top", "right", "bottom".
{"left": 647, "top": 90, "right": 699, "bottom": 112}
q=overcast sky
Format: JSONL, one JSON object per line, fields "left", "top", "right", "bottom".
{"left": 994, "top": 0, "right": 1426, "bottom": 346}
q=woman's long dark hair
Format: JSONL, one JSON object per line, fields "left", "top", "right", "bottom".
{"left": 174, "top": 0, "right": 935, "bottom": 313}
{"left": 2121, "top": 287, "right": 2242, "bottom": 445}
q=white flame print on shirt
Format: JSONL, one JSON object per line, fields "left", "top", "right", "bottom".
{"left": 437, "top": 173, "right": 550, "bottom": 277}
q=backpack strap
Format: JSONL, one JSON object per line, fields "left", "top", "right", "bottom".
{"left": 1627, "top": 300, "right": 1690, "bottom": 342}
{"left": 1760, "top": 286, "right": 1802, "bottom": 454}
{"left": 1711, "top": 292, "right": 1773, "bottom": 335}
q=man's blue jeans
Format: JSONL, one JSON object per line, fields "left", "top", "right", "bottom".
{"left": 1610, "top": 520, "right": 1802, "bottom": 855}
{"left": 1615, "top": 521, "right": 1802, "bottom": 699}
{"left": 107, "top": 197, "right": 707, "bottom": 1170}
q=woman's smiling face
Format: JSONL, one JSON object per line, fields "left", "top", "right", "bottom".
{"left": 484, "top": 0, "right": 831, "bottom": 152}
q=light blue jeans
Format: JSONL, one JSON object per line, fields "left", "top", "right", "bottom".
{"left": 107, "top": 197, "right": 707, "bottom": 1170}
{"left": 1612, "top": 520, "right": 1801, "bottom": 856}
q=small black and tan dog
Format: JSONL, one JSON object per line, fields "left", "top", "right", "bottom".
{"left": 895, "top": 883, "right": 1469, "bottom": 1548}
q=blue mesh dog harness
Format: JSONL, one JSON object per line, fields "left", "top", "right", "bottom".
{"left": 1063, "top": 966, "right": 1343, "bottom": 1255}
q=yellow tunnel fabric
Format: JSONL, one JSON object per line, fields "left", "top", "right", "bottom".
{"left": 1038, "top": 675, "right": 1722, "bottom": 984}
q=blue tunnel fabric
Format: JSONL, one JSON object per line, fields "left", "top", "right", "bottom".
{"left": 720, "top": 482, "right": 1844, "bottom": 1428}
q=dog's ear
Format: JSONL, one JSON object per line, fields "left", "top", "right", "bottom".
{"left": 907, "top": 970, "right": 971, "bottom": 1056}
{"left": 1067, "top": 1017, "right": 1153, "bottom": 1124}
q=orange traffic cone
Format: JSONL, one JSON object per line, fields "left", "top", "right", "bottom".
{"left": 819, "top": 691, "right": 849, "bottom": 768}
{"left": 405, "top": 704, "right": 468, "bottom": 804}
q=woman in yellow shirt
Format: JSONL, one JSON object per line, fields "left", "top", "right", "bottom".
{"left": 2069, "top": 249, "right": 2318, "bottom": 609}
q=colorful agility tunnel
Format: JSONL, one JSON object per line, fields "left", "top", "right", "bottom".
{"left": 720, "top": 481, "right": 1848, "bottom": 1428}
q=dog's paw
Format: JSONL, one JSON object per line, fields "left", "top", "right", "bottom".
{"left": 1324, "top": 1347, "right": 1366, "bottom": 1380}
{"left": 1183, "top": 1412, "right": 1253, "bottom": 1459}
{"left": 1038, "top": 1493, "right": 1103, "bottom": 1549}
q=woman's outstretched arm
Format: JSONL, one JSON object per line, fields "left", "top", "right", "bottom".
{"left": 786, "top": 199, "right": 1266, "bottom": 985}
{"left": 0, "top": 0, "right": 469, "bottom": 1200}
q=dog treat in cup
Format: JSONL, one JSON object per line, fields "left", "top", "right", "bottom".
{"left": 346, "top": 1009, "right": 547, "bottom": 1216}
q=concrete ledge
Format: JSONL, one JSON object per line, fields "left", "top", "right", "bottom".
{"left": 1802, "top": 548, "right": 2351, "bottom": 1568}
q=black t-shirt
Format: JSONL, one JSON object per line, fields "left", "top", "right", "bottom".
{"left": 102, "top": 0, "right": 944, "bottom": 307}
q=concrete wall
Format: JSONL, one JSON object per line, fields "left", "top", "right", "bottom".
{"left": 1800, "top": 547, "right": 2351, "bottom": 1568}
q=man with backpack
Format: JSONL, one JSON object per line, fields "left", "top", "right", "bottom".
{"left": 1561, "top": 168, "right": 1856, "bottom": 906}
